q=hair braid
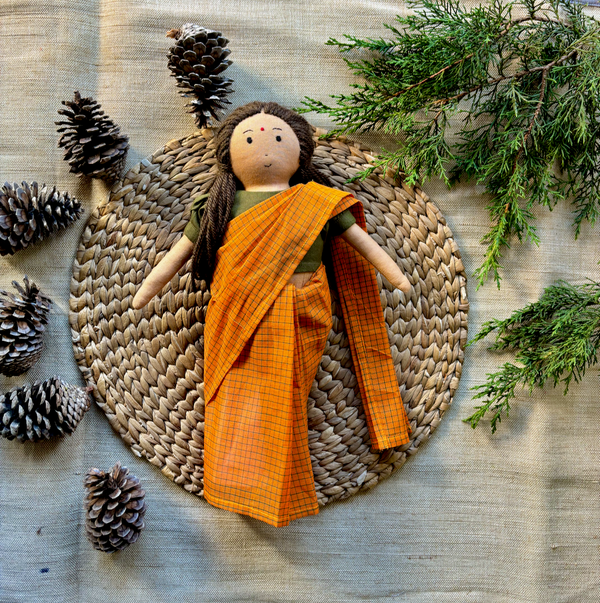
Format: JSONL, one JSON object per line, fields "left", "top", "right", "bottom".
{"left": 191, "top": 170, "right": 237, "bottom": 285}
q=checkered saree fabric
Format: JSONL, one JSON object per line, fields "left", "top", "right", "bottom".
{"left": 203, "top": 182, "right": 411, "bottom": 527}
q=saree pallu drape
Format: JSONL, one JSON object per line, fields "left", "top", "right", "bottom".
{"left": 203, "top": 182, "right": 411, "bottom": 527}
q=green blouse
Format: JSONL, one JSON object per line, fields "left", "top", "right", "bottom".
{"left": 183, "top": 189, "right": 356, "bottom": 273}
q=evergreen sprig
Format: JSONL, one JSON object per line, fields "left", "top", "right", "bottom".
{"left": 300, "top": 0, "right": 600, "bottom": 288}
{"left": 465, "top": 279, "right": 600, "bottom": 432}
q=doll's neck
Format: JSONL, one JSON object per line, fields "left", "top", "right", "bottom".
{"left": 242, "top": 180, "right": 291, "bottom": 192}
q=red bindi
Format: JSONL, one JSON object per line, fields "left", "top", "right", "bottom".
{"left": 260, "top": 127, "right": 264, "bottom": 131}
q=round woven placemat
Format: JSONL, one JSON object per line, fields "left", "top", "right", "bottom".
{"left": 70, "top": 127, "right": 469, "bottom": 508}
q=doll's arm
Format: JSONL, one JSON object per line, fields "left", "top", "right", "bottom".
{"left": 132, "top": 235, "right": 195, "bottom": 309}
{"left": 341, "top": 224, "right": 411, "bottom": 293}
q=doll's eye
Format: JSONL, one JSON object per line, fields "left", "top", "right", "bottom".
{"left": 276, "top": 135, "right": 282, "bottom": 142}
{"left": 246, "top": 137, "right": 253, "bottom": 144}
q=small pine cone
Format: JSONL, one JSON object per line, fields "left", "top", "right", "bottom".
{"left": 56, "top": 91, "right": 129, "bottom": 182}
{"left": 84, "top": 462, "right": 147, "bottom": 553}
{"left": 166, "top": 23, "right": 234, "bottom": 128}
{"left": 0, "top": 181, "right": 83, "bottom": 256}
{"left": 0, "top": 376, "right": 91, "bottom": 442}
{"left": 0, "top": 276, "right": 52, "bottom": 376}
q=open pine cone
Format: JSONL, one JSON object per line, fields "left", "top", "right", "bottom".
{"left": 0, "top": 181, "right": 83, "bottom": 256}
{"left": 84, "top": 463, "right": 147, "bottom": 553}
{"left": 0, "top": 276, "right": 52, "bottom": 376}
{"left": 0, "top": 376, "right": 91, "bottom": 442}
{"left": 56, "top": 91, "right": 129, "bottom": 182}
{"left": 166, "top": 23, "right": 234, "bottom": 128}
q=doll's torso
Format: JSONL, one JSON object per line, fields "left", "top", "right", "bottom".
{"left": 183, "top": 189, "right": 355, "bottom": 275}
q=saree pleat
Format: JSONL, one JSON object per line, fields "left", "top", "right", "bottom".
{"left": 204, "top": 264, "right": 331, "bottom": 526}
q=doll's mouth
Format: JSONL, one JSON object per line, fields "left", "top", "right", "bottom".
{"left": 264, "top": 163, "right": 272, "bottom": 167}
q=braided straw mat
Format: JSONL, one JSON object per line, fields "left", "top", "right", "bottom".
{"left": 70, "top": 127, "right": 469, "bottom": 508}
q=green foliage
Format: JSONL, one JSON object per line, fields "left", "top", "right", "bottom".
{"left": 465, "top": 279, "right": 600, "bottom": 432}
{"left": 300, "top": 0, "right": 600, "bottom": 288}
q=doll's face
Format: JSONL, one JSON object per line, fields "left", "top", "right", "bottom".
{"left": 229, "top": 112, "right": 301, "bottom": 191}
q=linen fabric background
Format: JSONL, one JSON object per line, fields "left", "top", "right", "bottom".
{"left": 1, "top": 1, "right": 599, "bottom": 602}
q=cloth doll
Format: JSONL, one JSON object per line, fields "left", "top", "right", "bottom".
{"left": 133, "top": 101, "right": 412, "bottom": 527}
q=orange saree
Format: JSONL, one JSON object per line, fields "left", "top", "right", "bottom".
{"left": 202, "top": 181, "right": 411, "bottom": 527}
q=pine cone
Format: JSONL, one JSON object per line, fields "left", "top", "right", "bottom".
{"left": 0, "top": 377, "right": 91, "bottom": 442}
{"left": 166, "top": 24, "right": 234, "bottom": 128}
{"left": 0, "top": 277, "right": 52, "bottom": 376}
{"left": 84, "top": 462, "right": 147, "bottom": 553}
{"left": 0, "top": 181, "right": 83, "bottom": 255}
{"left": 56, "top": 91, "right": 129, "bottom": 182}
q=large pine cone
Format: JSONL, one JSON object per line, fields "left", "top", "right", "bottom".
{"left": 0, "top": 181, "right": 83, "bottom": 255}
{"left": 84, "top": 463, "right": 147, "bottom": 553}
{"left": 56, "top": 91, "right": 129, "bottom": 182}
{"left": 166, "top": 23, "right": 234, "bottom": 128}
{"left": 0, "top": 277, "right": 52, "bottom": 376}
{"left": 0, "top": 377, "right": 91, "bottom": 442}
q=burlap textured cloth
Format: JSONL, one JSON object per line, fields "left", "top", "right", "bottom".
{"left": 2, "top": 1, "right": 600, "bottom": 602}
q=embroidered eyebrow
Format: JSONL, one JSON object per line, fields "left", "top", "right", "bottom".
{"left": 243, "top": 129, "right": 253, "bottom": 133}
{"left": 273, "top": 128, "right": 283, "bottom": 131}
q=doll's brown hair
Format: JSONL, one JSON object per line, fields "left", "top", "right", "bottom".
{"left": 191, "top": 101, "right": 331, "bottom": 287}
